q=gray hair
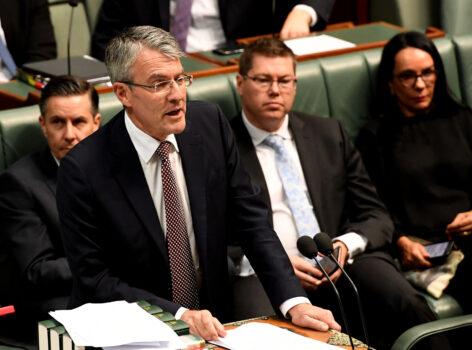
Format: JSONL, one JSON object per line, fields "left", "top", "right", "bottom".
{"left": 104, "top": 26, "right": 184, "bottom": 83}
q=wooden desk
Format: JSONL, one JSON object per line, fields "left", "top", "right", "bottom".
{"left": 209, "top": 315, "right": 368, "bottom": 349}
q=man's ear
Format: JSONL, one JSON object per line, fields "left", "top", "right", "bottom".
{"left": 38, "top": 115, "right": 47, "bottom": 137}
{"left": 113, "top": 82, "right": 132, "bottom": 107}
{"left": 93, "top": 113, "right": 101, "bottom": 131}
{"left": 236, "top": 74, "right": 244, "bottom": 95}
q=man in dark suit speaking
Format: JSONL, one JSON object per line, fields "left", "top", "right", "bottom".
{"left": 57, "top": 26, "right": 340, "bottom": 340}
{"left": 0, "top": 76, "right": 100, "bottom": 344}
{"left": 230, "top": 38, "right": 441, "bottom": 349}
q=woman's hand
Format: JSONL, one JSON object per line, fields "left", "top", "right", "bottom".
{"left": 397, "top": 236, "right": 432, "bottom": 269}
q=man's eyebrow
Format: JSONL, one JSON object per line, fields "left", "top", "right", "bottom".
{"left": 148, "top": 72, "right": 185, "bottom": 80}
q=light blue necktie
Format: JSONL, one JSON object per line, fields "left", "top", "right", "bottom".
{"left": 264, "top": 134, "right": 320, "bottom": 237}
{"left": 0, "top": 40, "right": 17, "bottom": 76}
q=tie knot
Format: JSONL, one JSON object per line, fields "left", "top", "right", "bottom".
{"left": 156, "top": 141, "right": 172, "bottom": 161}
{"left": 263, "top": 134, "right": 285, "bottom": 153}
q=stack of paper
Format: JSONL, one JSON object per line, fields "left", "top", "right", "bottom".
{"left": 49, "top": 301, "right": 184, "bottom": 350}
{"left": 284, "top": 34, "right": 355, "bottom": 56}
{"left": 210, "top": 322, "right": 342, "bottom": 350}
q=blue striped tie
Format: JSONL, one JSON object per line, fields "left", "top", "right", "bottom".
{"left": 264, "top": 134, "right": 320, "bottom": 237}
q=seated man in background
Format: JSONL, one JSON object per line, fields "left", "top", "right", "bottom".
{"left": 0, "top": 0, "right": 56, "bottom": 82}
{"left": 230, "top": 38, "right": 446, "bottom": 350}
{"left": 91, "top": 0, "right": 335, "bottom": 59}
{"left": 0, "top": 76, "right": 100, "bottom": 345}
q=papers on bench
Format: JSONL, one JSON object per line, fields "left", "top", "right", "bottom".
{"left": 49, "top": 301, "right": 184, "bottom": 349}
{"left": 209, "top": 322, "right": 342, "bottom": 350}
{"left": 284, "top": 34, "right": 355, "bottom": 56}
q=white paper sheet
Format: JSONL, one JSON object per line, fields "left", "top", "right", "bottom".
{"left": 50, "top": 301, "right": 184, "bottom": 349}
{"left": 210, "top": 322, "right": 343, "bottom": 350}
{"left": 284, "top": 34, "right": 355, "bottom": 56}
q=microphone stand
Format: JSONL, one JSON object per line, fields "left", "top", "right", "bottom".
{"left": 67, "top": 0, "right": 78, "bottom": 75}
{"left": 313, "top": 257, "right": 355, "bottom": 350}
{"left": 328, "top": 255, "right": 371, "bottom": 349}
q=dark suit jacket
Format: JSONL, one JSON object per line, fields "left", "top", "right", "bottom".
{"left": 230, "top": 112, "right": 393, "bottom": 251}
{"left": 0, "top": 0, "right": 56, "bottom": 65}
{"left": 0, "top": 149, "right": 71, "bottom": 318}
{"left": 57, "top": 101, "right": 305, "bottom": 321}
{"left": 91, "top": 0, "right": 335, "bottom": 60}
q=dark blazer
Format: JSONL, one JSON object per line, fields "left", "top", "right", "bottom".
{"left": 230, "top": 112, "right": 393, "bottom": 251}
{"left": 57, "top": 101, "right": 305, "bottom": 321}
{"left": 0, "top": 149, "right": 71, "bottom": 317}
{"left": 91, "top": 0, "right": 335, "bottom": 60}
{"left": 0, "top": 0, "right": 56, "bottom": 65}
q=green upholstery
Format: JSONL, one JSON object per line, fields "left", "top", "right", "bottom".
{"left": 319, "top": 52, "right": 373, "bottom": 138}
{"left": 391, "top": 313, "right": 472, "bottom": 350}
{"left": 84, "top": 0, "right": 104, "bottom": 32}
{"left": 421, "top": 292, "right": 463, "bottom": 319}
{"left": 453, "top": 34, "right": 472, "bottom": 107}
{"left": 187, "top": 73, "right": 240, "bottom": 119}
{"left": 434, "top": 38, "right": 462, "bottom": 101}
{"left": 293, "top": 60, "right": 330, "bottom": 118}
{"left": 49, "top": 1, "right": 91, "bottom": 57}
{"left": 441, "top": 0, "right": 472, "bottom": 36}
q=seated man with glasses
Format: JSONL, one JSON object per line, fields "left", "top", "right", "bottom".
{"left": 56, "top": 26, "right": 342, "bottom": 342}
{"left": 229, "top": 38, "right": 445, "bottom": 350}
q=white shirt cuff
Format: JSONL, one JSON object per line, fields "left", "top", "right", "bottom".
{"left": 334, "top": 232, "right": 368, "bottom": 260}
{"left": 175, "top": 307, "right": 188, "bottom": 320}
{"left": 294, "top": 4, "right": 318, "bottom": 27}
{"left": 280, "top": 297, "right": 311, "bottom": 318}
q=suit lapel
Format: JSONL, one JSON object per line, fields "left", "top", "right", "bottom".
{"left": 110, "top": 113, "right": 168, "bottom": 262}
{"left": 289, "top": 112, "right": 326, "bottom": 230}
{"left": 231, "top": 115, "right": 273, "bottom": 225}
{"left": 39, "top": 148, "right": 58, "bottom": 196}
{"left": 176, "top": 118, "right": 208, "bottom": 260}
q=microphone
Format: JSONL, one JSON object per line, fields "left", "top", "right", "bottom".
{"left": 314, "top": 233, "right": 371, "bottom": 349}
{"left": 297, "top": 236, "right": 355, "bottom": 350}
{"left": 66, "top": 0, "right": 79, "bottom": 75}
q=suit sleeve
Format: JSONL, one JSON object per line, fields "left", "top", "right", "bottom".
{"left": 217, "top": 107, "right": 307, "bottom": 310}
{"left": 0, "top": 172, "right": 70, "bottom": 294}
{"left": 24, "top": 0, "right": 56, "bottom": 62}
{"left": 336, "top": 121, "right": 394, "bottom": 251}
{"left": 57, "top": 154, "right": 181, "bottom": 314}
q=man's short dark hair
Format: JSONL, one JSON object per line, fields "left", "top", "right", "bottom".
{"left": 39, "top": 75, "right": 99, "bottom": 116}
{"left": 238, "top": 38, "right": 296, "bottom": 76}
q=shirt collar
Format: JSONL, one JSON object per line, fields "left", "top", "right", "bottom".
{"left": 124, "top": 111, "right": 180, "bottom": 163}
{"left": 241, "top": 110, "right": 291, "bottom": 146}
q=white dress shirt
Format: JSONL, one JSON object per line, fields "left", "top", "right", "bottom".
{"left": 239, "top": 111, "right": 368, "bottom": 272}
{"left": 170, "top": 1, "right": 318, "bottom": 52}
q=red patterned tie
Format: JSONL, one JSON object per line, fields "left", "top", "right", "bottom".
{"left": 156, "top": 141, "right": 199, "bottom": 309}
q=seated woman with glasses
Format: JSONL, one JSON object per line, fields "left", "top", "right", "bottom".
{"left": 357, "top": 31, "right": 472, "bottom": 314}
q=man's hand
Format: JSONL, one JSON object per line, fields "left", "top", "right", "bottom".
{"left": 328, "top": 241, "right": 348, "bottom": 283}
{"left": 288, "top": 303, "right": 341, "bottom": 332}
{"left": 180, "top": 309, "right": 226, "bottom": 341}
{"left": 397, "top": 236, "right": 432, "bottom": 269}
{"left": 446, "top": 210, "right": 472, "bottom": 237}
{"left": 289, "top": 255, "right": 324, "bottom": 290}
{"left": 280, "top": 8, "right": 311, "bottom": 40}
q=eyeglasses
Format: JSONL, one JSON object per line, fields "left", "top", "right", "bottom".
{"left": 244, "top": 75, "right": 297, "bottom": 91}
{"left": 120, "top": 74, "right": 193, "bottom": 94}
{"left": 395, "top": 67, "right": 436, "bottom": 87}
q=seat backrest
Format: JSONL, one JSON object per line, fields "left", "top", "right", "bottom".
{"left": 48, "top": 0, "right": 91, "bottom": 57}
{"left": 452, "top": 34, "right": 472, "bottom": 107}
{"left": 84, "top": 0, "right": 104, "bottom": 33}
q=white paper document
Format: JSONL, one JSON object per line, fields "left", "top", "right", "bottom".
{"left": 49, "top": 301, "right": 184, "bottom": 349}
{"left": 284, "top": 34, "right": 355, "bottom": 56}
{"left": 210, "top": 322, "right": 343, "bottom": 350}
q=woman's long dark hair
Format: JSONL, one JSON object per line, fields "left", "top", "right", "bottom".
{"left": 375, "top": 31, "right": 461, "bottom": 119}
